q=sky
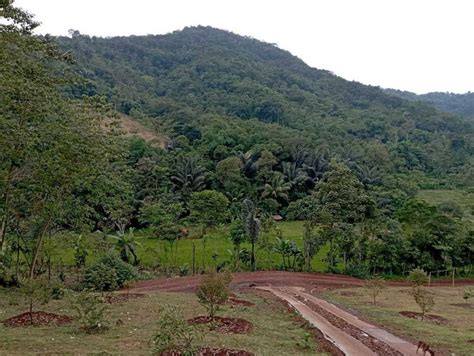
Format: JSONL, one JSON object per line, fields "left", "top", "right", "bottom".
{"left": 15, "top": 0, "right": 474, "bottom": 94}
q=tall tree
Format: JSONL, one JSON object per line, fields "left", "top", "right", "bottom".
{"left": 241, "top": 199, "right": 260, "bottom": 271}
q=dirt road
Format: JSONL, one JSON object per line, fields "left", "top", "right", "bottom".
{"left": 260, "top": 286, "right": 418, "bottom": 356}
{"left": 131, "top": 271, "right": 473, "bottom": 294}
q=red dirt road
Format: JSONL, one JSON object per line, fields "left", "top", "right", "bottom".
{"left": 130, "top": 271, "right": 473, "bottom": 293}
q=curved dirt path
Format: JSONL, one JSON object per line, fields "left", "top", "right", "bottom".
{"left": 130, "top": 271, "right": 474, "bottom": 293}
{"left": 259, "top": 286, "right": 418, "bottom": 356}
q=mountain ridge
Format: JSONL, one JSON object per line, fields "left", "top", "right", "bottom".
{"left": 55, "top": 26, "right": 473, "bottom": 183}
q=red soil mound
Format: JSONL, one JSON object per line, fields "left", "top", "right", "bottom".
{"left": 3, "top": 311, "right": 72, "bottom": 327}
{"left": 188, "top": 316, "right": 253, "bottom": 334}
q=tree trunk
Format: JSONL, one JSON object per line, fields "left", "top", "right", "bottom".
{"left": 251, "top": 240, "right": 255, "bottom": 272}
{"left": 0, "top": 165, "right": 13, "bottom": 252}
{"left": 29, "top": 222, "right": 50, "bottom": 280}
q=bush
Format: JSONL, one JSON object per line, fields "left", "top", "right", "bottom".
{"left": 196, "top": 270, "right": 232, "bottom": 317}
{"left": 83, "top": 253, "right": 137, "bottom": 291}
{"left": 408, "top": 268, "right": 428, "bottom": 292}
{"left": 413, "top": 288, "right": 435, "bottom": 320}
{"left": 68, "top": 289, "right": 109, "bottom": 333}
{"left": 463, "top": 286, "right": 474, "bottom": 304}
{"left": 84, "top": 263, "right": 118, "bottom": 292}
{"left": 151, "top": 304, "right": 201, "bottom": 355}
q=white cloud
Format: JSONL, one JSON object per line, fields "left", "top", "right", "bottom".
{"left": 14, "top": 0, "right": 474, "bottom": 93}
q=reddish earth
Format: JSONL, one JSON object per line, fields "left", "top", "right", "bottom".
{"left": 131, "top": 271, "right": 365, "bottom": 293}
{"left": 3, "top": 311, "right": 72, "bottom": 327}
{"left": 188, "top": 316, "right": 253, "bottom": 334}
{"left": 162, "top": 347, "right": 253, "bottom": 356}
{"left": 399, "top": 311, "right": 449, "bottom": 325}
{"left": 130, "top": 271, "right": 474, "bottom": 294}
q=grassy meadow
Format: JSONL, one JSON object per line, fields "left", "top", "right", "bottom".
{"left": 45, "top": 221, "right": 329, "bottom": 274}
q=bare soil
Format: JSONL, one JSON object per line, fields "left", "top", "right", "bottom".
{"left": 130, "top": 271, "right": 474, "bottom": 294}
{"left": 399, "top": 311, "right": 449, "bottom": 325}
{"left": 3, "top": 311, "right": 72, "bottom": 327}
{"left": 188, "top": 316, "right": 253, "bottom": 334}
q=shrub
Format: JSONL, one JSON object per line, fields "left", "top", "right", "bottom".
{"left": 413, "top": 288, "right": 435, "bottom": 320}
{"left": 364, "top": 276, "right": 386, "bottom": 305}
{"left": 68, "top": 289, "right": 109, "bottom": 333}
{"left": 463, "top": 286, "right": 474, "bottom": 304}
{"left": 83, "top": 253, "right": 136, "bottom": 291}
{"left": 408, "top": 268, "right": 428, "bottom": 292}
{"left": 196, "top": 270, "right": 232, "bottom": 317}
{"left": 84, "top": 263, "right": 118, "bottom": 291}
{"left": 151, "top": 304, "right": 201, "bottom": 355}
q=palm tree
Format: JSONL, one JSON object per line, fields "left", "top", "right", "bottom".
{"left": 238, "top": 150, "right": 257, "bottom": 178}
{"left": 241, "top": 199, "right": 260, "bottom": 272}
{"left": 171, "top": 156, "right": 206, "bottom": 199}
{"left": 354, "top": 163, "right": 382, "bottom": 188}
{"left": 262, "top": 173, "right": 291, "bottom": 201}
{"left": 282, "top": 162, "right": 307, "bottom": 187}
{"left": 109, "top": 228, "right": 141, "bottom": 265}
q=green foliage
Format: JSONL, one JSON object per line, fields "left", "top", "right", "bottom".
{"left": 196, "top": 270, "right": 232, "bottom": 317}
{"left": 189, "top": 190, "right": 230, "bottom": 228}
{"left": 151, "top": 304, "right": 201, "bottom": 355}
{"left": 412, "top": 288, "right": 435, "bottom": 320}
{"left": 109, "top": 228, "right": 141, "bottom": 265}
{"left": 463, "top": 286, "right": 474, "bottom": 304}
{"left": 84, "top": 253, "right": 136, "bottom": 291}
{"left": 68, "top": 289, "right": 110, "bottom": 333}
{"left": 408, "top": 268, "right": 429, "bottom": 291}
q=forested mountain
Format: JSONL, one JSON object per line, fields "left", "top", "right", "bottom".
{"left": 55, "top": 27, "right": 473, "bottom": 186}
{"left": 385, "top": 89, "right": 474, "bottom": 118}
{"left": 2, "top": 7, "right": 473, "bottom": 284}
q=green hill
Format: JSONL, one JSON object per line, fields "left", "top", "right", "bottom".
{"left": 385, "top": 89, "right": 474, "bottom": 118}
{"left": 56, "top": 27, "right": 473, "bottom": 184}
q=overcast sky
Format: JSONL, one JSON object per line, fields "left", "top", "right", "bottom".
{"left": 15, "top": 0, "right": 474, "bottom": 94}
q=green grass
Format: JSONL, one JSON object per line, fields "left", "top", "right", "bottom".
{"left": 47, "top": 221, "right": 328, "bottom": 273}
{"left": 417, "top": 189, "right": 474, "bottom": 221}
{"left": 0, "top": 288, "right": 326, "bottom": 355}
{"left": 323, "top": 286, "right": 474, "bottom": 355}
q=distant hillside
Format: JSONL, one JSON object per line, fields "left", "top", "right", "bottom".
{"left": 55, "top": 26, "right": 473, "bottom": 182}
{"left": 385, "top": 89, "right": 474, "bottom": 118}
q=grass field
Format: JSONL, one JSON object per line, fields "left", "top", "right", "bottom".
{"left": 46, "top": 221, "right": 329, "bottom": 273}
{"left": 323, "top": 286, "right": 474, "bottom": 355}
{"left": 0, "top": 287, "right": 325, "bottom": 355}
{"left": 417, "top": 189, "right": 474, "bottom": 221}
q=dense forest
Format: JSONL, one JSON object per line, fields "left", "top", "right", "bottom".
{"left": 386, "top": 89, "right": 474, "bottom": 118}
{"left": 1, "top": 0, "right": 473, "bottom": 288}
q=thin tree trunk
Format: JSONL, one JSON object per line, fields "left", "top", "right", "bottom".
{"left": 0, "top": 165, "right": 13, "bottom": 251}
{"left": 251, "top": 240, "right": 255, "bottom": 272}
{"left": 29, "top": 221, "right": 50, "bottom": 280}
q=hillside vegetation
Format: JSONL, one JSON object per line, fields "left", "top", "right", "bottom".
{"left": 386, "top": 89, "right": 474, "bottom": 118}
{"left": 1, "top": 0, "right": 473, "bottom": 292}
